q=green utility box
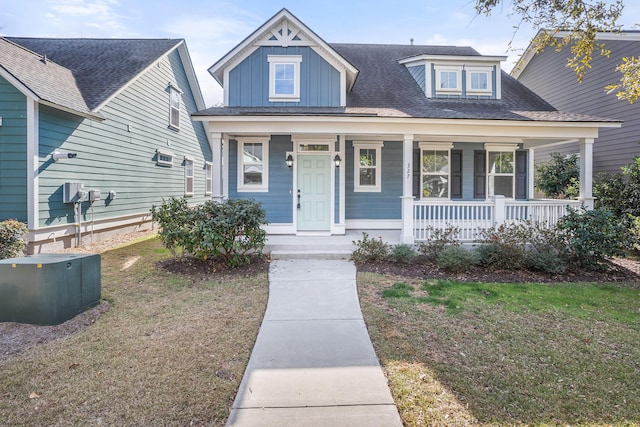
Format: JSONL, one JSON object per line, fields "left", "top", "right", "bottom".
{"left": 0, "top": 253, "right": 101, "bottom": 325}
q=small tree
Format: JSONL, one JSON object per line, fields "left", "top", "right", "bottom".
{"left": 535, "top": 152, "right": 580, "bottom": 199}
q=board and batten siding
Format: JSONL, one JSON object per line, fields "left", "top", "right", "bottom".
{"left": 228, "top": 135, "right": 294, "bottom": 224}
{"left": 228, "top": 46, "right": 341, "bottom": 107}
{"left": 517, "top": 38, "right": 640, "bottom": 174}
{"left": 37, "top": 49, "right": 211, "bottom": 228}
{"left": 345, "top": 140, "right": 403, "bottom": 220}
{"left": 0, "top": 75, "right": 28, "bottom": 222}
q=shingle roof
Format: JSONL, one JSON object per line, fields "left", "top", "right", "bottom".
{"left": 0, "top": 38, "right": 94, "bottom": 117}
{"left": 3, "top": 37, "right": 182, "bottom": 114}
{"left": 195, "top": 43, "right": 619, "bottom": 123}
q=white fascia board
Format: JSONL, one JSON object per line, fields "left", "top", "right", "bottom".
{"left": 94, "top": 40, "right": 183, "bottom": 111}
{"left": 176, "top": 42, "right": 207, "bottom": 110}
{"left": 26, "top": 98, "right": 38, "bottom": 230}
{"left": 399, "top": 54, "right": 508, "bottom": 65}
{"left": 195, "top": 115, "right": 620, "bottom": 140}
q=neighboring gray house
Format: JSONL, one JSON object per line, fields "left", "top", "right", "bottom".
{"left": 0, "top": 37, "right": 212, "bottom": 252}
{"left": 513, "top": 30, "right": 640, "bottom": 175}
{"left": 194, "top": 8, "right": 620, "bottom": 244}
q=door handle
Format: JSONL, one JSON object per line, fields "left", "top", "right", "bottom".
{"left": 297, "top": 189, "right": 301, "bottom": 209}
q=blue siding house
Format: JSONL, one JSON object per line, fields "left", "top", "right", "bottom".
{"left": 0, "top": 37, "right": 212, "bottom": 252}
{"left": 193, "top": 9, "right": 621, "bottom": 243}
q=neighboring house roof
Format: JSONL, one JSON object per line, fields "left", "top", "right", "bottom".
{"left": 195, "top": 42, "right": 618, "bottom": 123}
{"left": 1, "top": 37, "right": 206, "bottom": 119}
{"left": 511, "top": 29, "right": 640, "bottom": 80}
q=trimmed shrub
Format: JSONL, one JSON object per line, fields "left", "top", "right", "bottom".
{"left": 351, "top": 232, "right": 390, "bottom": 263}
{"left": 0, "top": 219, "right": 28, "bottom": 259}
{"left": 417, "top": 225, "right": 461, "bottom": 260}
{"left": 475, "top": 221, "right": 533, "bottom": 270}
{"left": 556, "top": 206, "right": 630, "bottom": 271}
{"left": 389, "top": 244, "right": 417, "bottom": 264}
{"left": 151, "top": 197, "right": 268, "bottom": 268}
{"left": 436, "top": 246, "right": 478, "bottom": 273}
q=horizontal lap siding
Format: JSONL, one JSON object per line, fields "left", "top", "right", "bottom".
{"left": 37, "top": 50, "right": 211, "bottom": 227}
{"left": 346, "top": 141, "right": 402, "bottom": 220}
{"left": 228, "top": 135, "right": 293, "bottom": 224}
{"left": 0, "top": 76, "right": 28, "bottom": 222}
{"left": 228, "top": 46, "right": 341, "bottom": 107}
{"left": 517, "top": 39, "right": 640, "bottom": 174}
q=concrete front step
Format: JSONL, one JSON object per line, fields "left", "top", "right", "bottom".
{"left": 270, "top": 249, "right": 353, "bottom": 260}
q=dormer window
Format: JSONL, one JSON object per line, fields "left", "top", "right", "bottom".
{"left": 467, "top": 67, "right": 492, "bottom": 94}
{"left": 268, "top": 55, "right": 302, "bottom": 102}
{"left": 434, "top": 65, "right": 462, "bottom": 94}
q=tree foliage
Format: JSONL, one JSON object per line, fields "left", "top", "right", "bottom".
{"left": 475, "top": 0, "right": 640, "bottom": 103}
{"left": 534, "top": 152, "right": 580, "bottom": 198}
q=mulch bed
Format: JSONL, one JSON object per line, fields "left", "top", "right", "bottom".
{"left": 356, "top": 255, "right": 640, "bottom": 283}
{"left": 156, "top": 254, "right": 270, "bottom": 280}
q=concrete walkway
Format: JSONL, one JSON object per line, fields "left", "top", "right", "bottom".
{"left": 226, "top": 259, "right": 402, "bottom": 426}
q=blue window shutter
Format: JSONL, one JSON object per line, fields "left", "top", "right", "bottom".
{"left": 474, "top": 150, "right": 486, "bottom": 199}
{"left": 451, "top": 149, "right": 463, "bottom": 199}
{"left": 515, "top": 150, "right": 528, "bottom": 200}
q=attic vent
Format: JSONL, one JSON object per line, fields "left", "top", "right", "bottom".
{"left": 42, "top": 54, "right": 48, "bottom": 64}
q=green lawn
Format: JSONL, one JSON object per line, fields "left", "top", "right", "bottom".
{"left": 0, "top": 237, "right": 268, "bottom": 426}
{"left": 359, "top": 273, "right": 640, "bottom": 426}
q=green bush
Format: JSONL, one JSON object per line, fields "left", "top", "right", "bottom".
{"left": 476, "top": 221, "right": 533, "bottom": 270}
{"left": 535, "top": 152, "right": 580, "bottom": 198}
{"left": 151, "top": 197, "right": 268, "bottom": 268}
{"left": 351, "top": 232, "right": 390, "bottom": 263}
{"left": 0, "top": 219, "right": 28, "bottom": 259}
{"left": 556, "top": 206, "right": 630, "bottom": 271}
{"left": 417, "top": 225, "right": 461, "bottom": 260}
{"left": 389, "top": 244, "right": 417, "bottom": 264}
{"left": 436, "top": 246, "right": 478, "bottom": 273}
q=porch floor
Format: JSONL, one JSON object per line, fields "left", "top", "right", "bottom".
{"left": 265, "top": 229, "right": 402, "bottom": 260}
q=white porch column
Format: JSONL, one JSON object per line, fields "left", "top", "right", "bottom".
{"left": 210, "top": 132, "right": 224, "bottom": 202}
{"left": 401, "top": 134, "right": 415, "bottom": 244}
{"left": 528, "top": 147, "right": 535, "bottom": 199}
{"left": 579, "top": 138, "right": 595, "bottom": 210}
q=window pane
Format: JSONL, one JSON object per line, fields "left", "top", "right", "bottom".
{"left": 471, "top": 72, "right": 488, "bottom": 90}
{"left": 275, "top": 63, "right": 295, "bottom": 95}
{"left": 422, "top": 175, "right": 448, "bottom": 198}
{"left": 489, "top": 152, "right": 514, "bottom": 174}
{"left": 422, "top": 151, "right": 448, "bottom": 173}
{"left": 359, "top": 149, "right": 376, "bottom": 167}
{"left": 440, "top": 71, "right": 457, "bottom": 89}
{"left": 359, "top": 168, "right": 376, "bottom": 186}
{"left": 243, "top": 143, "right": 262, "bottom": 163}
{"left": 489, "top": 176, "right": 513, "bottom": 197}
{"left": 243, "top": 165, "right": 263, "bottom": 185}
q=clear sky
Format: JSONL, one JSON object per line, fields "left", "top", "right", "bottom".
{"left": 1, "top": 0, "right": 638, "bottom": 107}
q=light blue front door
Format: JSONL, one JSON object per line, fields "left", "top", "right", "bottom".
{"left": 297, "top": 154, "right": 331, "bottom": 231}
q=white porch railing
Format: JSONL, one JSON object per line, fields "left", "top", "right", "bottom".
{"left": 413, "top": 197, "right": 582, "bottom": 242}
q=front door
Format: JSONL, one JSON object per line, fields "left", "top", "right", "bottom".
{"left": 297, "top": 154, "right": 331, "bottom": 231}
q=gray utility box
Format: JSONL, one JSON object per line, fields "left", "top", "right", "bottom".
{"left": 0, "top": 253, "right": 101, "bottom": 325}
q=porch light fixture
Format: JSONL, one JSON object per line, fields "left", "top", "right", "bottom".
{"left": 285, "top": 153, "right": 294, "bottom": 168}
{"left": 334, "top": 154, "right": 342, "bottom": 167}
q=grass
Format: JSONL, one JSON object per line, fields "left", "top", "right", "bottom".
{"left": 358, "top": 273, "right": 640, "bottom": 426}
{"left": 0, "top": 237, "right": 268, "bottom": 426}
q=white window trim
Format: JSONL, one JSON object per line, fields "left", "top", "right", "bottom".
{"left": 418, "top": 142, "right": 453, "bottom": 199}
{"left": 157, "top": 148, "right": 174, "bottom": 167}
{"left": 205, "top": 161, "right": 213, "bottom": 195}
{"left": 353, "top": 141, "right": 383, "bottom": 193}
{"left": 485, "top": 144, "right": 517, "bottom": 198}
{"left": 168, "top": 84, "right": 182, "bottom": 130}
{"left": 466, "top": 67, "right": 492, "bottom": 94}
{"left": 267, "top": 55, "right": 302, "bottom": 102}
{"left": 434, "top": 65, "right": 463, "bottom": 94}
{"left": 184, "top": 157, "right": 194, "bottom": 197}
{"left": 237, "top": 137, "right": 269, "bottom": 192}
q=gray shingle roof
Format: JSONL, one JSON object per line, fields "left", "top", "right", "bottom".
{"left": 0, "top": 38, "right": 94, "bottom": 117}
{"left": 195, "top": 43, "right": 619, "bottom": 123}
{"left": 3, "top": 37, "right": 182, "bottom": 114}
